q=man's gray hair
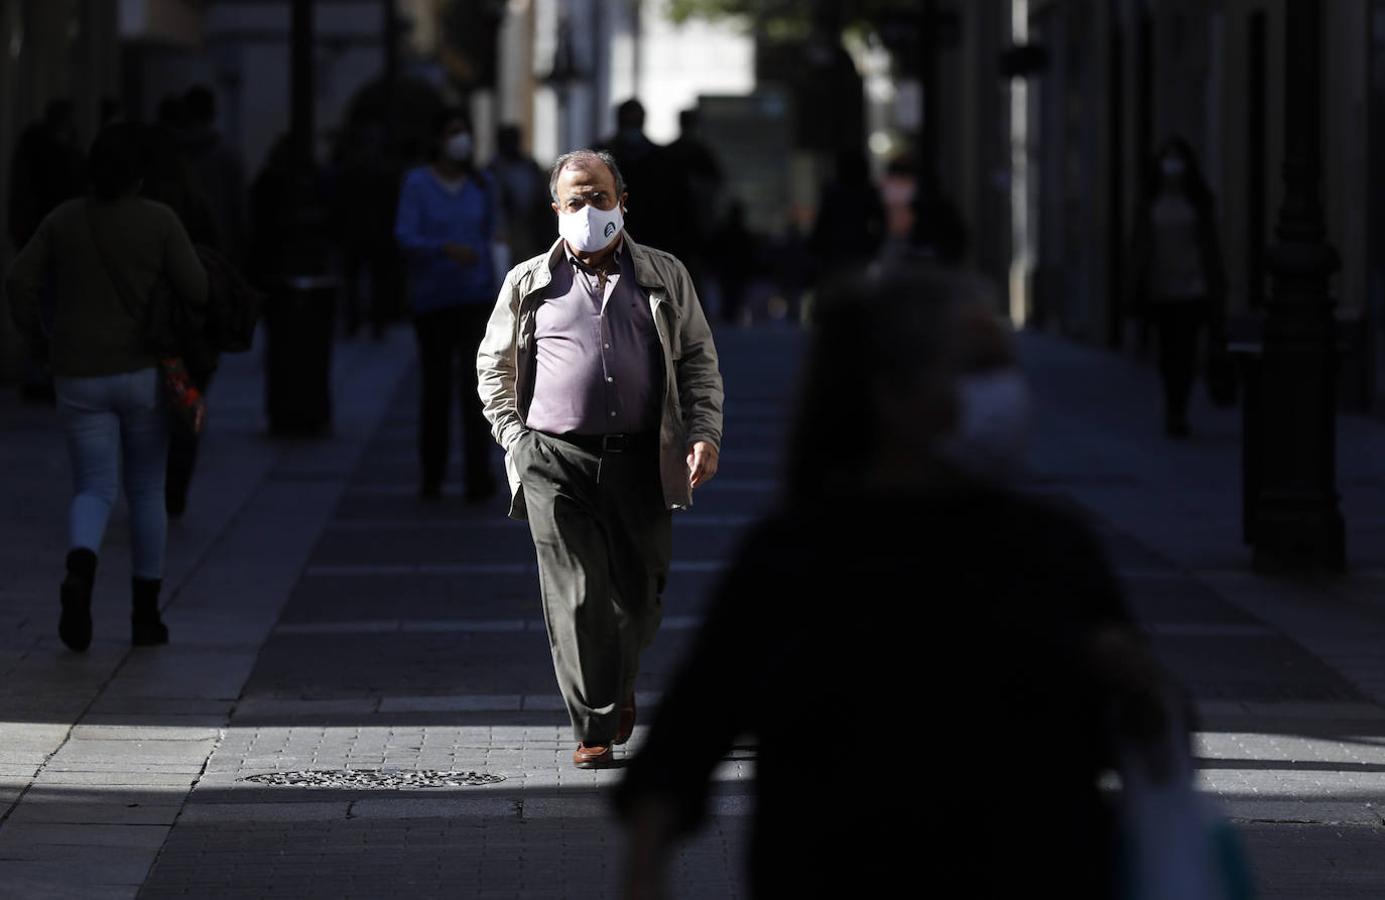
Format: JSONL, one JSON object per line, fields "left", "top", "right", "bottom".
{"left": 548, "top": 149, "right": 627, "bottom": 201}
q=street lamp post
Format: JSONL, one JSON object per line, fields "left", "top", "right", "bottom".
{"left": 1250, "top": 0, "right": 1344, "bottom": 570}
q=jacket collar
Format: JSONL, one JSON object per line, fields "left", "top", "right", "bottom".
{"left": 533, "top": 233, "right": 668, "bottom": 294}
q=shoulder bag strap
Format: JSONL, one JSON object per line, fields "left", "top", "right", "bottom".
{"left": 84, "top": 200, "right": 145, "bottom": 322}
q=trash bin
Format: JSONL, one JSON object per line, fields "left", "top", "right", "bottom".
{"left": 265, "top": 275, "right": 337, "bottom": 436}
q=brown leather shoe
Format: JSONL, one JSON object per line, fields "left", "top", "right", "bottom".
{"left": 573, "top": 742, "right": 613, "bottom": 769}
{"left": 614, "top": 694, "right": 636, "bottom": 746}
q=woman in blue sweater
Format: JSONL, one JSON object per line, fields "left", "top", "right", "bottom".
{"left": 395, "top": 108, "right": 499, "bottom": 500}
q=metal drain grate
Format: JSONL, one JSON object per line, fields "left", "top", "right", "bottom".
{"left": 241, "top": 770, "right": 507, "bottom": 788}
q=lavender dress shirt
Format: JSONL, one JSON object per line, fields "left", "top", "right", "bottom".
{"left": 525, "top": 241, "right": 661, "bottom": 436}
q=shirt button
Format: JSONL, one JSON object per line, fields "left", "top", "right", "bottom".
{"left": 604, "top": 343, "right": 610, "bottom": 349}
{"left": 610, "top": 411, "right": 616, "bottom": 417}
{"left": 607, "top": 376, "right": 614, "bottom": 383}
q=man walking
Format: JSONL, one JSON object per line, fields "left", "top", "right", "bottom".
{"left": 477, "top": 149, "right": 723, "bottom": 769}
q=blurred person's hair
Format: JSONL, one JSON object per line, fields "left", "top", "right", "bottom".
{"left": 784, "top": 263, "right": 1002, "bottom": 497}
{"left": 548, "top": 149, "right": 627, "bottom": 202}
{"left": 678, "top": 109, "right": 699, "bottom": 133}
{"left": 89, "top": 123, "right": 150, "bottom": 201}
{"left": 616, "top": 99, "right": 645, "bottom": 130}
{"left": 183, "top": 85, "right": 217, "bottom": 125}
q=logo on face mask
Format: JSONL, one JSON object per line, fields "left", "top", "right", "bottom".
{"left": 558, "top": 203, "right": 625, "bottom": 253}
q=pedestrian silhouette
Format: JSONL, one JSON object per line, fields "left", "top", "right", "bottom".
{"left": 658, "top": 109, "right": 724, "bottom": 295}
{"left": 1130, "top": 136, "right": 1228, "bottom": 438}
{"left": 7, "top": 99, "right": 86, "bottom": 404}
{"left": 8, "top": 100, "right": 86, "bottom": 250}
{"left": 488, "top": 123, "right": 553, "bottom": 265}
{"left": 141, "top": 122, "right": 222, "bottom": 517}
{"left": 6, "top": 122, "right": 208, "bottom": 651}
{"left": 616, "top": 263, "right": 1183, "bottom": 899}
{"left": 808, "top": 149, "right": 885, "bottom": 283}
{"left": 327, "top": 118, "right": 405, "bottom": 338}
{"left": 596, "top": 99, "right": 673, "bottom": 250}
{"left": 181, "top": 85, "right": 249, "bottom": 267}
{"left": 709, "top": 200, "right": 758, "bottom": 326}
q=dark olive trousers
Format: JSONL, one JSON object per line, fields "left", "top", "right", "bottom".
{"left": 514, "top": 430, "right": 672, "bottom": 744}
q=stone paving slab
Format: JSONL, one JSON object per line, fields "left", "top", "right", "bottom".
{"left": 1240, "top": 823, "right": 1385, "bottom": 899}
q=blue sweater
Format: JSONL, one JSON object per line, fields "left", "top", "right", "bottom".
{"left": 394, "top": 166, "right": 497, "bottom": 311}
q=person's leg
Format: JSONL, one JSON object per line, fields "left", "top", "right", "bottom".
{"left": 519, "top": 434, "right": 624, "bottom": 748}
{"left": 413, "top": 309, "right": 454, "bottom": 496}
{"left": 602, "top": 444, "right": 672, "bottom": 707}
{"left": 457, "top": 303, "right": 498, "bottom": 500}
{"left": 117, "top": 368, "right": 171, "bottom": 582}
{"left": 118, "top": 369, "right": 171, "bottom": 644}
{"left": 54, "top": 375, "right": 122, "bottom": 651}
{"left": 56, "top": 376, "right": 122, "bottom": 555}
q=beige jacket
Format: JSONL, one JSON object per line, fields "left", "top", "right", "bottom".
{"left": 476, "top": 236, "right": 724, "bottom": 520}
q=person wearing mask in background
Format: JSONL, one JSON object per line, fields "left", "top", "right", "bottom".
{"left": 477, "top": 149, "right": 724, "bottom": 770}
{"left": 1130, "top": 136, "right": 1227, "bottom": 438}
{"left": 6, "top": 123, "right": 208, "bottom": 651}
{"left": 616, "top": 265, "right": 1179, "bottom": 898}
{"left": 395, "top": 108, "right": 500, "bottom": 502}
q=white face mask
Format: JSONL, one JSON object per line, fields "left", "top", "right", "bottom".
{"left": 444, "top": 132, "right": 473, "bottom": 162}
{"left": 937, "top": 369, "right": 1032, "bottom": 481}
{"left": 558, "top": 202, "right": 624, "bottom": 253}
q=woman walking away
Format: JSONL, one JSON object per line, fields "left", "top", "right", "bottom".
{"left": 394, "top": 108, "right": 500, "bottom": 502}
{"left": 6, "top": 123, "right": 208, "bottom": 651}
{"left": 1131, "top": 137, "right": 1227, "bottom": 438}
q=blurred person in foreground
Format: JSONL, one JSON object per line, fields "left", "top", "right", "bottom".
{"left": 477, "top": 149, "right": 723, "bottom": 769}
{"left": 6, "top": 123, "right": 208, "bottom": 651}
{"left": 1130, "top": 137, "right": 1227, "bottom": 438}
{"left": 395, "top": 108, "right": 500, "bottom": 501}
{"left": 614, "top": 264, "right": 1180, "bottom": 898}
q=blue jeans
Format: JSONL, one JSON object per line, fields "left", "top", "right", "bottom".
{"left": 55, "top": 369, "right": 169, "bottom": 579}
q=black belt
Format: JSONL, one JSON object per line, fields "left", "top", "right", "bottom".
{"left": 546, "top": 431, "right": 657, "bottom": 454}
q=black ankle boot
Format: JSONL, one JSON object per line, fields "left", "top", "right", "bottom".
{"left": 59, "top": 548, "right": 97, "bottom": 652}
{"left": 131, "top": 577, "right": 169, "bottom": 646}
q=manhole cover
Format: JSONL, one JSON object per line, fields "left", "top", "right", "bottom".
{"left": 241, "top": 770, "right": 506, "bottom": 788}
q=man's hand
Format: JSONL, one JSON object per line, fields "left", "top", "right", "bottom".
{"left": 686, "top": 441, "right": 719, "bottom": 490}
{"left": 444, "top": 242, "right": 478, "bottom": 267}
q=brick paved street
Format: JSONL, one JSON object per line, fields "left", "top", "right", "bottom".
{"left": 3, "top": 322, "right": 1385, "bottom": 897}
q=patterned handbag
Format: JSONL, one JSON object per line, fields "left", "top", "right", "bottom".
{"left": 157, "top": 356, "right": 206, "bottom": 435}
